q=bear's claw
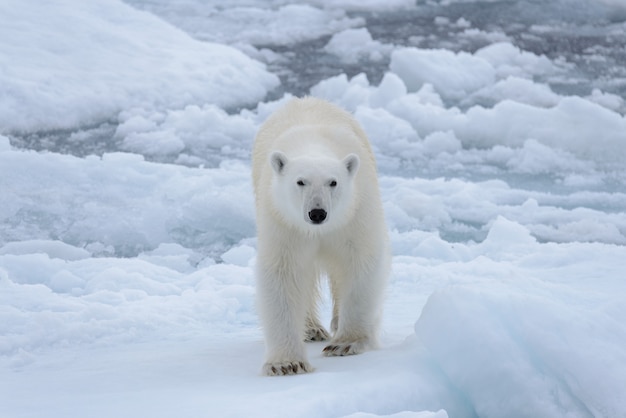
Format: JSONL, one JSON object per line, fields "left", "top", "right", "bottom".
{"left": 323, "top": 343, "right": 355, "bottom": 356}
{"left": 323, "top": 338, "right": 369, "bottom": 357}
{"left": 263, "top": 360, "right": 313, "bottom": 376}
{"left": 305, "top": 326, "right": 331, "bottom": 342}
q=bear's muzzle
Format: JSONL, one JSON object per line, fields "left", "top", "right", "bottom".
{"left": 308, "top": 209, "right": 327, "bottom": 224}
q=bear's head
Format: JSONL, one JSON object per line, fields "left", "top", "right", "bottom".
{"left": 269, "top": 151, "right": 360, "bottom": 230}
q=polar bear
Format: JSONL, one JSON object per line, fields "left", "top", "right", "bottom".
{"left": 252, "top": 97, "right": 390, "bottom": 376}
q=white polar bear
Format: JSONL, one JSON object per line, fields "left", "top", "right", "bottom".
{"left": 252, "top": 97, "right": 390, "bottom": 376}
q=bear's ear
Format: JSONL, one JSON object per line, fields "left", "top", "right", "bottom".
{"left": 270, "top": 151, "right": 288, "bottom": 174}
{"left": 343, "top": 153, "right": 360, "bottom": 177}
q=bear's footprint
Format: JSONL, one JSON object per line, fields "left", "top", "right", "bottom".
{"left": 263, "top": 360, "right": 313, "bottom": 376}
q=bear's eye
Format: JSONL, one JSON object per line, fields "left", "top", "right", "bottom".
{"left": 329, "top": 180, "right": 337, "bottom": 187}
{"left": 297, "top": 180, "right": 305, "bottom": 186}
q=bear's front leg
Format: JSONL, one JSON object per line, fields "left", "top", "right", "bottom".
{"left": 256, "top": 261, "right": 316, "bottom": 376}
{"left": 323, "top": 295, "right": 378, "bottom": 357}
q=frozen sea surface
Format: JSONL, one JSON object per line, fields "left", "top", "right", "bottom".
{"left": 1, "top": 1, "right": 625, "bottom": 417}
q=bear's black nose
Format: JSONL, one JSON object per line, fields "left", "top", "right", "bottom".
{"left": 308, "top": 209, "right": 327, "bottom": 224}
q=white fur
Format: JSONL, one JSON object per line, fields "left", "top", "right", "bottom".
{"left": 252, "top": 97, "right": 390, "bottom": 376}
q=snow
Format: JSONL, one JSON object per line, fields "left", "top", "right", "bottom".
{"left": 389, "top": 43, "right": 561, "bottom": 104}
{"left": 414, "top": 228, "right": 626, "bottom": 418}
{"left": 325, "top": 28, "right": 394, "bottom": 64}
{"left": 390, "top": 47, "right": 497, "bottom": 102}
{"left": 1, "top": 1, "right": 626, "bottom": 418}
{"left": 0, "top": 0, "right": 278, "bottom": 133}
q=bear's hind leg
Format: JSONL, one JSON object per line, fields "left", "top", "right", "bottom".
{"left": 304, "top": 283, "right": 330, "bottom": 341}
{"left": 305, "top": 315, "right": 330, "bottom": 342}
{"left": 330, "top": 276, "right": 340, "bottom": 334}
{"left": 323, "top": 338, "right": 371, "bottom": 357}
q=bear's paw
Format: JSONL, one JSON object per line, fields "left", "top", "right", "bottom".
{"left": 262, "top": 360, "right": 313, "bottom": 376}
{"left": 305, "top": 325, "right": 331, "bottom": 342}
{"left": 322, "top": 339, "right": 368, "bottom": 357}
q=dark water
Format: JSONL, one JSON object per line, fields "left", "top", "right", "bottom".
{"left": 9, "top": 0, "right": 626, "bottom": 158}
{"left": 270, "top": 0, "right": 626, "bottom": 100}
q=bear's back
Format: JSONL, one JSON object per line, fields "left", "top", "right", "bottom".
{"left": 258, "top": 97, "right": 355, "bottom": 139}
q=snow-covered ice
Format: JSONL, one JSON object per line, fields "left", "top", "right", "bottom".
{"left": 325, "top": 28, "right": 394, "bottom": 64}
{"left": 0, "top": 0, "right": 278, "bottom": 132}
{"left": 1, "top": 0, "right": 626, "bottom": 417}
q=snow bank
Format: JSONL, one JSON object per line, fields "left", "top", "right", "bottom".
{"left": 0, "top": 0, "right": 278, "bottom": 133}
{"left": 115, "top": 104, "right": 257, "bottom": 164}
{"left": 414, "top": 236, "right": 626, "bottom": 418}
{"left": 313, "top": 54, "right": 626, "bottom": 166}
{"left": 404, "top": 96, "right": 626, "bottom": 163}
{"left": 0, "top": 242, "right": 256, "bottom": 357}
{"left": 388, "top": 216, "right": 626, "bottom": 418}
{"left": 0, "top": 149, "right": 255, "bottom": 257}
{"left": 0, "top": 240, "right": 91, "bottom": 261}
{"left": 390, "top": 48, "right": 496, "bottom": 102}
{"left": 389, "top": 43, "right": 560, "bottom": 103}
{"left": 416, "top": 283, "right": 626, "bottom": 417}
{"left": 383, "top": 175, "right": 626, "bottom": 246}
